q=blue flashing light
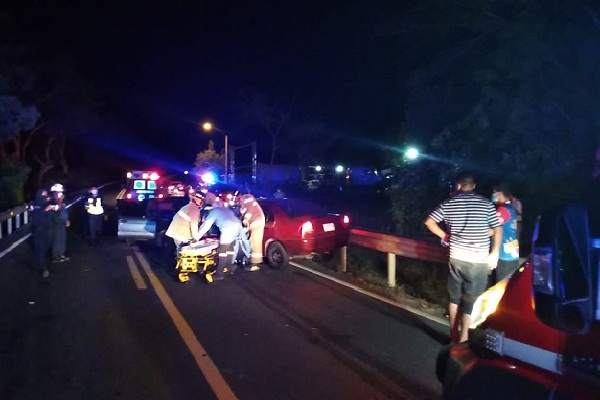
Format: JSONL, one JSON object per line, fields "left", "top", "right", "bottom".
{"left": 201, "top": 172, "right": 217, "bottom": 185}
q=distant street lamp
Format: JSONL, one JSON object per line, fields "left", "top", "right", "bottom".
{"left": 201, "top": 121, "right": 228, "bottom": 183}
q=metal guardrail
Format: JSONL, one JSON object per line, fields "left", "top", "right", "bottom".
{"left": 0, "top": 193, "right": 89, "bottom": 260}
{"left": 0, "top": 204, "right": 30, "bottom": 239}
{"left": 0, "top": 182, "right": 120, "bottom": 241}
{"left": 338, "top": 228, "right": 448, "bottom": 287}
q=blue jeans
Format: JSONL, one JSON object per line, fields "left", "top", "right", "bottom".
{"left": 52, "top": 224, "right": 67, "bottom": 258}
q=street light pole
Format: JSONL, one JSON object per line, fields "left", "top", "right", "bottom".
{"left": 224, "top": 133, "right": 228, "bottom": 183}
{"left": 202, "top": 121, "right": 228, "bottom": 183}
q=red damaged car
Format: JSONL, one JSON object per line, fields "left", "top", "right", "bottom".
{"left": 258, "top": 198, "right": 351, "bottom": 269}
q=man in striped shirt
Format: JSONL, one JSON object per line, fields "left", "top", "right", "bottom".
{"left": 425, "top": 172, "right": 502, "bottom": 343}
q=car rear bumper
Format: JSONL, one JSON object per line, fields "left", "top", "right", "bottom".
{"left": 282, "top": 236, "right": 347, "bottom": 255}
{"left": 117, "top": 217, "right": 156, "bottom": 241}
{"left": 438, "top": 343, "right": 571, "bottom": 399}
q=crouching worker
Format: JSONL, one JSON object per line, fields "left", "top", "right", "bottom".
{"left": 197, "top": 201, "right": 245, "bottom": 281}
{"left": 165, "top": 189, "right": 204, "bottom": 252}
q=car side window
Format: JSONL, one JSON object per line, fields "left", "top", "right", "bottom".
{"left": 261, "top": 204, "right": 275, "bottom": 223}
{"left": 266, "top": 211, "right": 275, "bottom": 223}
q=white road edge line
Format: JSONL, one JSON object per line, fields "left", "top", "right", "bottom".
{"left": 0, "top": 233, "right": 31, "bottom": 260}
{"left": 133, "top": 249, "right": 238, "bottom": 400}
{"left": 126, "top": 255, "right": 148, "bottom": 290}
{"left": 289, "top": 261, "right": 449, "bottom": 327}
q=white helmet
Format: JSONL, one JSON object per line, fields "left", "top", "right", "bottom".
{"left": 50, "top": 183, "right": 64, "bottom": 192}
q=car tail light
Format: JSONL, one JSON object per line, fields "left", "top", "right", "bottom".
{"left": 342, "top": 215, "right": 350, "bottom": 225}
{"left": 301, "top": 221, "right": 314, "bottom": 238}
{"left": 126, "top": 192, "right": 133, "bottom": 200}
{"left": 157, "top": 193, "right": 164, "bottom": 199}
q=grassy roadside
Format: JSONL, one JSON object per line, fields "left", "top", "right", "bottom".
{"left": 298, "top": 246, "right": 449, "bottom": 320}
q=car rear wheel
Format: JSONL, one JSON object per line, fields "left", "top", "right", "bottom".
{"left": 266, "top": 241, "right": 289, "bottom": 269}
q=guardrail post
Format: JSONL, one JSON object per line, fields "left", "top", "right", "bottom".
{"left": 387, "top": 253, "right": 396, "bottom": 287}
{"left": 7, "top": 218, "right": 13, "bottom": 235}
{"left": 338, "top": 246, "right": 347, "bottom": 273}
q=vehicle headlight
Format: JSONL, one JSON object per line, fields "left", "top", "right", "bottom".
{"left": 469, "top": 278, "right": 509, "bottom": 328}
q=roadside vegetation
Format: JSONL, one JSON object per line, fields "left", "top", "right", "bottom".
{"left": 319, "top": 247, "right": 448, "bottom": 313}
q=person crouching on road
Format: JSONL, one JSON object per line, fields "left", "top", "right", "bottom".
{"left": 196, "top": 200, "right": 245, "bottom": 281}
{"left": 50, "top": 183, "right": 71, "bottom": 263}
{"left": 165, "top": 189, "right": 204, "bottom": 252}
{"left": 31, "top": 188, "right": 55, "bottom": 277}
{"left": 85, "top": 186, "right": 105, "bottom": 246}
{"left": 238, "top": 193, "right": 265, "bottom": 272}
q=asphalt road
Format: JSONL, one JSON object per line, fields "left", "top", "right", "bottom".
{"left": 0, "top": 217, "right": 447, "bottom": 399}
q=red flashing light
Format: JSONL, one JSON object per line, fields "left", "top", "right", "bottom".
{"left": 149, "top": 172, "right": 160, "bottom": 180}
{"left": 342, "top": 215, "right": 350, "bottom": 225}
{"left": 126, "top": 192, "right": 133, "bottom": 200}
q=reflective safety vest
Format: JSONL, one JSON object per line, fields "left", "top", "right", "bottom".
{"left": 86, "top": 196, "right": 104, "bottom": 215}
{"left": 240, "top": 194, "right": 265, "bottom": 228}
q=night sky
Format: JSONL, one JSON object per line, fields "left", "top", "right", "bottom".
{"left": 3, "top": 1, "right": 412, "bottom": 170}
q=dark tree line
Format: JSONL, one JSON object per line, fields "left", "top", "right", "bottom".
{"left": 378, "top": 0, "right": 600, "bottom": 236}
{"left": 0, "top": 42, "right": 99, "bottom": 208}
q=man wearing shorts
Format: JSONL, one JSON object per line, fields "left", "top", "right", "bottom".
{"left": 425, "top": 172, "right": 502, "bottom": 343}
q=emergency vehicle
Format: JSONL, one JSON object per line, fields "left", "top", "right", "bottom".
{"left": 117, "top": 170, "right": 164, "bottom": 242}
{"left": 117, "top": 170, "right": 161, "bottom": 203}
{"left": 437, "top": 205, "right": 600, "bottom": 399}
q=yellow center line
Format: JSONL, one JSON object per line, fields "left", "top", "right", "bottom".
{"left": 133, "top": 249, "right": 238, "bottom": 400}
{"left": 126, "top": 255, "right": 148, "bottom": 290}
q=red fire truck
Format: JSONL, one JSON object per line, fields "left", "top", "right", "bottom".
{"left": 437, "top": 204, "right": 600, "bottom": 399}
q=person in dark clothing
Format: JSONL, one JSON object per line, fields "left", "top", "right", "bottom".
{"left": 50, "top": 183, "right": 70, "bottom": 262}
{"left": 31, "top": 188, "right": 54, "bottom": 277}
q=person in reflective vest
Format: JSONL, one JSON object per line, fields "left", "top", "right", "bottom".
{"left": 165, "top": 190, "right": 204, "bottom": 250}
{"left": 85, "top": 187, "right": 105, "bottom": 246}
{"left": 238, "top": 193, "right": 265, "bottom": 271}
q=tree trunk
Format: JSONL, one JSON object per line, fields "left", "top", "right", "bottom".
{"left": 35, "top": 136, "right": 56, "bottom": 186}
